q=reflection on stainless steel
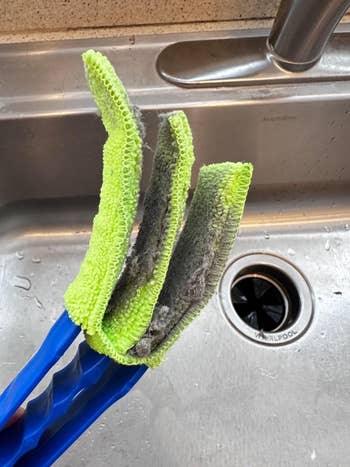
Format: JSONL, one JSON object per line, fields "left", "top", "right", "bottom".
{"left": 157, "top": 32, "right": 350, "bottom": 87}
{"left": 0, "top": 33, "right": 349, "bottom": 466}
{"left": 269, "top": 0, "right": 350, "bottom": 71}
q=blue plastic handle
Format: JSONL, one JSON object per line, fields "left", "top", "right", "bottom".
{"left": 17, "top": 363, "right": 147, "bottom": 466}
{"left": 0, "top": 341, "right": 114, "bottom": 466}
{"left": 0, "top": 310, "right": 80, "bottom": 431}
{"left": 0, "top": 310, "right": 148, "bottom": 466}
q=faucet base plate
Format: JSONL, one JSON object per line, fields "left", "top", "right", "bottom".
{"left": 157, "top": 31, "right": 350, "bottom": 87}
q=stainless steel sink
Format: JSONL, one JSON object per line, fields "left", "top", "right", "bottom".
{"left": 0, "top": 29, "right": 349, "bottom": 466}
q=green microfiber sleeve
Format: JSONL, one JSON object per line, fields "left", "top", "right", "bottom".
{"left": 64, "top": 49, "right": 253, "bottom": 368}
{"left": 87, "top": 111, "right": 194, "bottom": 364}
{"left": 130, "top": 162, "right": 253, "bottom": 367}
{"left": 64, "top": 49, "right": 142, "bottom": 335}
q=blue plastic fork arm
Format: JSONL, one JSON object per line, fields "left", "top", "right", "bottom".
{"left": 0, "top": 341, "right": 112, "bottom": 467}
{"left": 16, "top": 364, "right": 148, "bottom": 467}
{"left": 0, "top": 310, "right": 80, "bottom": 431}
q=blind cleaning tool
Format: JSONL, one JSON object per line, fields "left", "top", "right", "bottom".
{"left": 0, "top": 50, "right": 253, "bottom": 467}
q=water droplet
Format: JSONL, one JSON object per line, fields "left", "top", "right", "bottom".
{"left": 34, "top": 297, "right": 43, "bottom": 309}
{"left": 288, "top": 248, "right": 296, "bottom": 256}
{"left": 259, "top": 368, "right": 277, "bottom": 379}
{"left": 324, "top": 225, "right": 331, "bottom": 233}
{"left": 311, "top": 449, "right": 316, "bottom": 461}
{"left": 15, "top": 251, "right": 24, "bottom": 260}
{"left": 31, "top": 257, "right": 41, "bottom": 264}
{"left": 345, "top": 224, "right": 350, "bottom": 231}
{"left": 295, "top": 348, "right": 301, "bottom": 353}
{"left": 13, "top": 275, "right": 31, "bottom": 291}
{"left": 325, "top": 239, "right": 330, "bottom": 251}
{"left": 264, "top": 231, "right": 270, "bottom": 240}
{"left": 320, "top": 331, "right": 326, "bottom": 338}
{"left": 30, "top": 272, "right": 35, "bottom": 277}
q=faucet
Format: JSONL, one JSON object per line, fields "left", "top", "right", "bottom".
{"left": 269, "top": 0, "right": 350, "bottom": 71}
{"left": 157, "top": 0, "right": 350, "bottom": 86}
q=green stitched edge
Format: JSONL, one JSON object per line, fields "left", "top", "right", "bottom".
{"left": 64, "top": 49, "right": 142, "bottom": 334}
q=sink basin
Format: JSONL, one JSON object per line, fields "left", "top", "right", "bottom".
{"left": 0, "top": 29, "right": 349, "bottom": 466}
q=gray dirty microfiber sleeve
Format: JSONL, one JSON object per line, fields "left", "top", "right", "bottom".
{"left": 85, "top": 110, "right": 194, "bottom": 365}
{"left": 131, "top": 162, "right": 253, "bottom": 365}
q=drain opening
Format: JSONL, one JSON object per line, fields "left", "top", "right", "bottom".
{"left": 219, "top": 253, "right": 313, "bottom": 345}
{"left": 230, "top": 264, "right": 300, "bottom": 333}
{"left": 231, "top": 274, "right": 288, "bottom": 332}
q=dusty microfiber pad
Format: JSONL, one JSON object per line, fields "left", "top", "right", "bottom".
{"left": 64, "top": 49, "right": 253, "bottom": 367}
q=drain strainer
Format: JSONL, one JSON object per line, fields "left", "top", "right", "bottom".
{"left": 219, "top": 253, "right": 313, "bottom": 345}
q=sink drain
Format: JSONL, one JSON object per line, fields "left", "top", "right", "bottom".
{"left": 219, "top": 253, "right": 313, "bottom": 345}
{"left": 231, "top": 274, "right": 289, "bottom": 333}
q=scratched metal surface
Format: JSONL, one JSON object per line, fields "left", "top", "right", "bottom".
{"left": 0, "top": 29, "right": 349, "bottom": 466}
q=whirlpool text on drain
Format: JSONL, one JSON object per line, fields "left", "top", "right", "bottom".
{"left": 255, "top": 329, "right": 298, "bottom": 341}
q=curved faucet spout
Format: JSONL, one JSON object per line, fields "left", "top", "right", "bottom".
{"left": 268, "top": 0, "right": 350, "bottom": 71}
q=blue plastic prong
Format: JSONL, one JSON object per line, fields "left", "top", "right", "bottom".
{"left": 0, "top": 310, "right": 80, "bottom": 430}
{"left": 17, "top": 363, "right": 147, "bottom": 467}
